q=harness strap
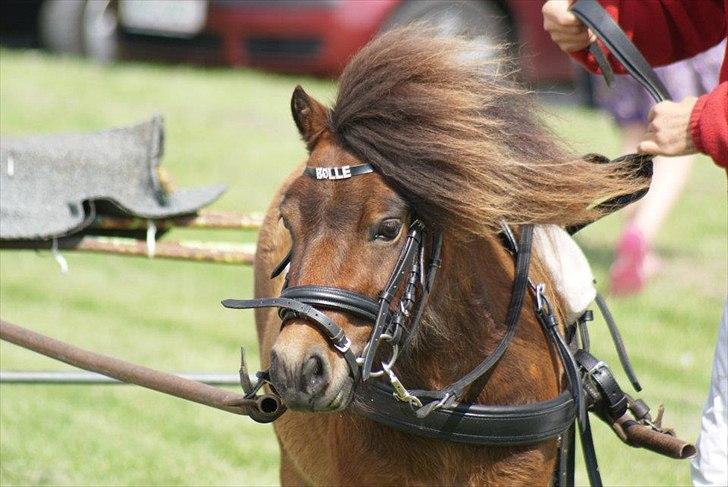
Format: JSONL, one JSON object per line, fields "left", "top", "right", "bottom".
{"left": 409, "top": 224, "right": 534, "bottom": 416}
{"left": 580, "top": 412, "right": 604, "bottom": 487}
{"left": 353, "top": 382, "right": 576, "bottom": 445}
{"left": 303, "top": 163, "right": 375, "bottom": 180}
{"left": 270, "top": 249, "right": 292, "bottom": 279}
{"left": 401, "top": 233, "right": 443, "bottom": 353}
{"left": 222, "top": 297, "right": 360, "bottom": 381}
{"left": 280, "top": 285, "right": 381, "bottom": 322}
{"left": 361, "top": 221, "right": 424, "bottom": 380}
{"left": 570, "top": 0, "right": 671, "bottom": 102}
{"left": 553, "top": 424, "right": 576, "bottom": 487}
{"left": 594, "top": 293, "right": 641, "bottom": 391}
{"left": 535, "top": 298, "right": 586, "bottom": 426}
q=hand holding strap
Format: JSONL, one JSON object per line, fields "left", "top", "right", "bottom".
{"left": 570, "top": 0, "right": 670, "bottom": 102}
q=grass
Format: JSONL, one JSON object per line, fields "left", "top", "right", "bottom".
{"left": 0, "top": 49, "right": 725, "bottom": 486}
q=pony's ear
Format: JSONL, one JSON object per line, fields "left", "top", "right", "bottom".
{"left": 291, "top": 85, "right": 329, "bottom": 151}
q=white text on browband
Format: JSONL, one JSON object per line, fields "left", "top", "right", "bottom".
{"left": 315, "top": 166, "right": 352, "bottom": 180}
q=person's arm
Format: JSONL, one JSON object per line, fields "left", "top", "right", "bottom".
{"left": 688, "top": 83, "right": 728, "bottom": 168}
{"left": 543, "top": 0, "right": 726, "bottom": 72}
{"left": 636, "top": 86, "right": 728, "bottom": 169}
{"left": 542, "top": 0, "right": 728, "bottom": 168}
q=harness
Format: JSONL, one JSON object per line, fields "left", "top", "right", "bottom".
{"left": 223, "top": 161, "right": 693, "bottom": 487}
{"left": 223, "top": 2, "right": 694, "bottom": 483}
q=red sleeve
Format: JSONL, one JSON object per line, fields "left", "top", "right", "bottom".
{"left": 690, "top": 82, "right": 728, "bottom": 169}
{"left": 571, "top": 0, "right": 726, "bottom": 73}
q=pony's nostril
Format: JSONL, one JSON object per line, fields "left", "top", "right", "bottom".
{"left": 300, "top": 351, "right": 329, "bottom": 397}
{"left": 269, "top": 349, "right": 285, "bottom": 389}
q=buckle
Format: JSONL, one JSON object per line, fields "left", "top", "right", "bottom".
{"left": 535, "top": 283, "right": 549, "bottom": 313}
{"left": 334, "top": 336, "right": 351, "bottom": 354}
{"left": 586, "top": 360, "right": 608, "bottom": 379}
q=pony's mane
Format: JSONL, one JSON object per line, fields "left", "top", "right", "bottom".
{"left": 329, "top": 27, "right": 647, "bottom": 240}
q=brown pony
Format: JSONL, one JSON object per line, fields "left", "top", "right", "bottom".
{"left": 253, "top": 28, "right": 646, "bottom": 486}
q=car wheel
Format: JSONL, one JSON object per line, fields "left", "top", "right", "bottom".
{"left": 38, "top": 0, "right": 86, "bottom": 55}
{"left": 380, "top": 0, "right": 511, "bottom": 55}
{"left": 38, "top": 0, "right": 118, "bottom": 62}
{"left": 82, "top": 0, "right": 119, "bottom": 63}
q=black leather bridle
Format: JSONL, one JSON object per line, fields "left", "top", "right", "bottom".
{"left": 223, "top": 168, "right": 444, "bottom": 393}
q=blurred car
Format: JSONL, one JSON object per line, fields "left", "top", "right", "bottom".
{"left": 1, "top": 0, "right": 574, "bottom": 84}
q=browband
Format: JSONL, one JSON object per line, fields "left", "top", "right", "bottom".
{"left": 303, "top": 163, "right": 375, "bottom": 181}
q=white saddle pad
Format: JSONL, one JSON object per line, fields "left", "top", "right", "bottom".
{"left": 533, "top": 225, "right": 596, "bottom": 324}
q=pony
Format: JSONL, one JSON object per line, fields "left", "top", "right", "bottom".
{"left": 252, "top": 27, "right": 646, "bottom": 486}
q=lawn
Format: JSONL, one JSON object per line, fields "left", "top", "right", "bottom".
{"left": 0, "top": 49, "right": 725, "bottom": 486}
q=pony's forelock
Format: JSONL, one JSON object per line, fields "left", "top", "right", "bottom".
{"left": 329, "top": 27, "right": 648, "bottom": 240}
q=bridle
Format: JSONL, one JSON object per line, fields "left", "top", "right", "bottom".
{"left": 223, "top": 163, "right": 445, "bottom": 401}
{"left": 223, "top": 161, "right": 578, "bottom": 418}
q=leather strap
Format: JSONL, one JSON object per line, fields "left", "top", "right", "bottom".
{"left": 579, "top": 412, "right": 603, "bottom": 487}
{"left": 353, "top": 381, "right": 576, "bottom": 445}
{"left": 570, "top": 0, "right": 671, "bottom": 102}
{"left": 407, "top": 224, "right": 534, "bottom": 416}
{"left": 221, "top": 297, "right": 360, "bottom": 381}
{"left": 281, "top": 285, "right": 381, "bottom": 322}
{"left": 594, "top": 293, "right": 641, "bottom": 391}
{"left": 360, "top": 221, "right": 424, "bottom": 380}
{"left": 270, "top": 249, "right": 292, "bottom": 279}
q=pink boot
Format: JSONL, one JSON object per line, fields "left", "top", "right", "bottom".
{"left": 609, "top": 226, "right": 648, "bottom": 296}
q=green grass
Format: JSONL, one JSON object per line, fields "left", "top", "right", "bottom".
{"left": 0, "top": 49, "right": 725, "bottom": 486}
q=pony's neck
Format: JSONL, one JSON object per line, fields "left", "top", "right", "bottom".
{"left": 400, "top": 233, "right": 561, "bottom": 404}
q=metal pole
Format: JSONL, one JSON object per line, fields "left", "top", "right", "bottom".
{"left": 0, "top": 319, "right": 282, "bottom": 422}
{"left": 0, "top": 371, "right": 244, "bottom": 385}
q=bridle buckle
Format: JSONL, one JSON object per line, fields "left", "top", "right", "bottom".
{"left": 586, "top": 360, "right": 608, "bottom": 379}
{"left": 334, "top": 336, "right": 352, "bottom": 354}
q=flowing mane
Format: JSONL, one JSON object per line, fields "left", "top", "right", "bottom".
{"left": 330, "top": 27, "right": 647, "bottom": 239}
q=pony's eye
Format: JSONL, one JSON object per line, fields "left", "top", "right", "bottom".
{"left": 374, "top": 219, "right": 403, "bottom": 241}
{"left": 280, "top": 216, "right": 291, "bottom": 230}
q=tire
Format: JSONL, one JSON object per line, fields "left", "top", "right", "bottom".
{"left": 38, "top": 0, "right": 118, "bottom": 62}
{"left": 380, "top": 0, "right": 512, "bottom": 54}
{"left": 38, "top": 0, "right": 85, "bottom": 55}
{"left": 81, "top": 0, "right": 119, "bottom": 63}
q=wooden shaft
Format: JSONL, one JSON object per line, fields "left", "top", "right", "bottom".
{"left": 0, "top": 237, "right": 256, "bottom": 265}
{"left": 92, "top": 210, "right": 264, "bottom": 230}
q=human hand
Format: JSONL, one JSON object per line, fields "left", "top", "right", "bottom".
{"left": 638, "top": 98, "right": 699, "bottom": 156}
{"left": 542, "top": 0, "right": 596, "bottom": 52}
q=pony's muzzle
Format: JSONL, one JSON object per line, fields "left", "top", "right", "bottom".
{"left": 269, "top": 343, "right": 339, "bottom": 411}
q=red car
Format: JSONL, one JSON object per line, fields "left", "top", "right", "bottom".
{"left": 2, "top": 0, "right": 573, "bottom": 84}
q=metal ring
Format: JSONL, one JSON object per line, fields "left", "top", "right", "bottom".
{"left": 356, "top": 341, "right": 399, "bottom": 378}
